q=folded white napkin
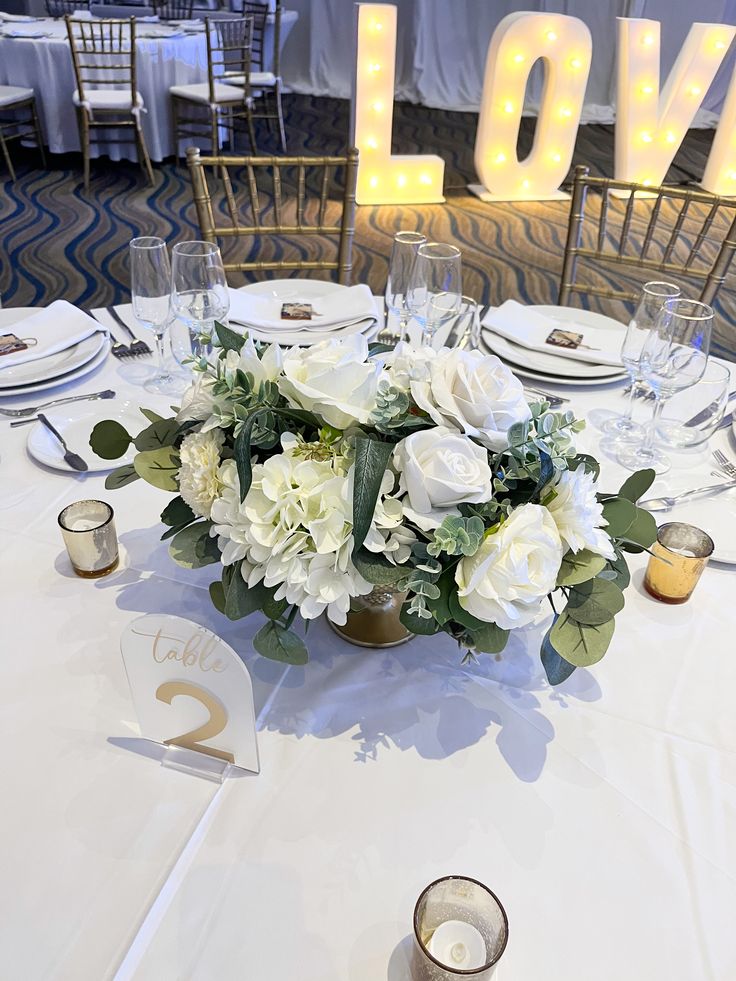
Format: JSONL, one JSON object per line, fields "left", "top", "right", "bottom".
{"left": 2, "top": 27, "right": 50, "bottom": 36}
{"left": 0, "top": 12, "right": 39, "bottom": 21}
{"left": 0, "top": 300, "right": 105, "bottom": 370}
{"left": 228, "top": 284, "right": 377, "bottom": 332}
{"left": 482, "top": 300, "right": 624, "bottom": 367}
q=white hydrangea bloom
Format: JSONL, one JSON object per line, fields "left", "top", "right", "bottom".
{"left": 544, "top": 467, "right": 616, "bottom": 560}
{"left": 177, "top": 429, "right": 225, "bottom": 518}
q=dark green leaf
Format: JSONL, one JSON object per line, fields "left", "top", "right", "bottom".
{"left": 550, "top": 612, "right": 615, "bottom": 667}
{"left": 618, "top": 468, "right": 656, "bottom": 503}
{"left": 271, "top": 405, "right": 322, "bottom": 429}
{"left": 531, "top": 449, "right": 554, "bottom": 503}
{"left": 104, "top": 463, "right": 139, "bottom": 490}
{"left": 234, "top": 410, "right": 263, "bottom": 503}
{"left": 601, "top": 497, "right": 637, "bottom": 539}
{"left": 168, "top": 522, "right": 219, "bottom": 569}
{"left": 426, "top": 569, "right": 455, "bottom": 626}
{"left": 253, "top": 621, "right": 308, "bottom": 665}
{"left": 209, "top": 580, "right": 226, "bottom": 614}
{"left": 468, "top": 622, "right": 509, "bottom": 654}
{"left": 541, "top": 617, "right": 577, "bottom": 685}
{"left": 352, "top": 436, "right": 395, "bottom": 555}
{"left": 161, "top": 496, "right": 195, "bottom": 528}
{"left": 619, "top": 507, "right": 657, "bottom": 552}
{"left": 225, "top": 574, "right": 271, "bottom": 621}
{"left": 134, "top": 418, "right": 180, "bottom": 452}
{"left": 134, "top": 447, "right": 180, "bottom": 491}
{"left": 604, "top": 549, "right": 631, "bottom": 590}
{"left": 140, "top": 407, "right": 164, "bottom": 424}
{"left": 567, "top": 578, "right": 624, "bottom": 625}
{"left": 368, "top": 342, "right": 395, "bottom": 356}
{"left": 262, "top": 594, "right": 289, "bottom": 620}
{"left": 556, "top": 548, "right": 608, "bottom": 586}
{"left": 449, "top": 590, "right": 491, "bottom": 632}
{"left": 399, "top": 605, "right": 439, "bottom": 636}
{"left": 89, "top": 420, "right": 132, "bottom": 460}
{"left": 352, "top": 548, "right": 407, "bottom": 586}
{"left": 569, "top": 453, "right": 600, "bottom": 480}
{"left": 215, "top": 320, "right": 246, "bottom": 354}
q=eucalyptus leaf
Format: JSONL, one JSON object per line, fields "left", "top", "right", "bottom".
{"left": 352, "top": 548, "right": 407, "bottom": 586}
{"left": 140, "top": 408, "right": 164, "bottom": 424}
{"left": 400, "top": 605, "right": 439, "bottom": 636}
{"left": 225, "top": 575, "right": 271, "bottom": 621}
{"left": 556, "top": 548, "right": 607, "bottom": 586}
{"left": 253, "top": 621, "right": 308, "bottom": 665}
{"left": 541, "top": 618, "right": 577, "bottom": 685}
{"left": 618, "top": 468, "right": 656, "bottom": 503}
{"left": 104, "top": 463, "right": 139, "bottom": 490}
{"left": 550, "top": 612, "right": 615, "bottom": 667}
{"left": 618, "top": 507, "right": 658, "bottom": 552}
{"left": 468, "top": 622, "right": 509, "bottom": 654}
{"left": 234, "top": 410, "right": 263, "bottom": 503}
{"left": 209, "top": 580, "right": 226, "bottom": 614}
{"left": 426, "top": 569, "right": 455, "bottom": 626}
{"left": 134, "top": 418, "right": 180, "bottom": 452}
{"left": 169, "top": 521, "right": 219, "bottom": 569}
{"left": 134, "top": 447, "right": 180, "bottom": 491}
{"left": 567, "top": 578, "right": 625, "bottom": 625}
{"left": 601, "top": 497, "right": 637, "bottom": 539}
{"left": 161, "top": 496, "right": 195, "bottom": 528}
{"left": 215, "top": 320, "right": 247, "bottom": 354}
{"left": 352, "top": 436, "right": 395, "bottom": 555}
{"left": 89, "top": 420, "right": 132, "bottom": 460}
{"left": 605, "top": 549, "right": 631, "bottom": 590}
{"left": 270, "top": 405, "right": 321, "bottom": 429}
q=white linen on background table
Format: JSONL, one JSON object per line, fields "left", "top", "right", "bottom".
{"left": 0, "top": 302, "right": 734, "bottom": 979}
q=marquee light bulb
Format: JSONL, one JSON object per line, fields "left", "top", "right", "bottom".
{"left": 419, "top": 174, "right": 432, "bottom": 185}
{"left": 665, "top": 131, "right": 676, "bottom": 143}
{"left": 366, "top": 137, "right": 378, "bottom": 149}
{"left": 689, "top": 84, "right": 702, "bottom": 96}
{"left": 397, "top": 174, "right": 407, "bottom": 187}
{"left": 551, "top": 151, "right": 562, "bottom": 162}
{"left": 641, "top": 131, "right": 653, "bottom": 142}
{"left": 368, "top": 62, "right": 381, "bottom": 73}
{"left": 642, "top": 178, "right": 652, "bottom": 186}
{"left": 503, "top": 100, "right": 514, "bottom": 113}
{"left": 546, "top": 30, "right": 557, "bottom": 42}
{"left": 495, "top": 152, "right": 507, "bottom": 163}
{"left": 642, "top": 33, "right": 654, "bottom": 46}
{"left": 521, "top": 178, "right": 530, "bottom": 189}
{"left": 560, "top": 105, "right": 572, "bottom": 118}
{"left": 513, "top": 53, "right": 524, "bottom": 63}
{"left": 372, "top": 100, "right": 383, "bottom": 112}
{"left": 369, "top": 176, "right": 378, "bottom": 188}
{"left": 715, "top": 39, "right": 726, "bottom": 50}
{"left": 570, "top": 57, "right": 582, "bottom": 69}
{"left": 728, "top": 169, "right": 736, "bottom": 180}
{"left": 641, "top": 84, "right": 654, "bottom": 95}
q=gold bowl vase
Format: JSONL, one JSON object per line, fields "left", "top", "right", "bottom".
{"left": 328, "top": 587, "right": 414, "bottom": 648}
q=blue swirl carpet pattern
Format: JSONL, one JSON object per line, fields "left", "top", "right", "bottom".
{"left": 0, "top": 95, "right": 733, "bottom": 360}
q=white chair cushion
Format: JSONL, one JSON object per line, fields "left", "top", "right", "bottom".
{"left": 169, "top": 82, "right": 246, "bottom": 104}
{"left": 224, "top": 71, "right": 277, "bottom": 88}
{"left": 73, "top": 89, "right": 144, "bottom": 112}
{"left": 0, "top": 86, "right": 34, "bottom": 108}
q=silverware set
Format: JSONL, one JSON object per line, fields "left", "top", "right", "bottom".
{"left": 639, "top": 449, "right": 736, "bottom": 512}
{"left": 97, "top": 307, "right": 152, "bottom": 359}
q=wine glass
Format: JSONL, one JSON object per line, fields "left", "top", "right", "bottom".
{"left": 385, "top": 230, "right": 426, "bottom": 344}
{"left": 406, "top": 242, "right": 462, "bottom": 347}
{"left": 603, "top": 281, "right": 681, "bottom": 441}
{"left": 618, "top": 298, "right": 713, "bottom": 474}
{"left": 130, "top": 236, "right": 175, "bottom": 395}
{"left": 170, "top": 241, "right": 229, "bottom": 360}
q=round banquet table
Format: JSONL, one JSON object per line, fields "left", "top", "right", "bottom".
{"left": 0, "top": 301, "right": 734, "bottom": 980}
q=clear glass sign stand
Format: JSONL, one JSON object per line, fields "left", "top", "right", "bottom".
{"left": 160, "top": 743, "right": 235, "bottom": 783}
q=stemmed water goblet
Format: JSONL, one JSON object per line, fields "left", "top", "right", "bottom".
{"left": 604, "top": 281, "right": 681, "bottom": 440}
{"left": 385, "top": 230, "right": 426, "bottom": 344}
{"left": 407, "top": 242, "right": 462, "bottom": 347}
{"left": 130, "top": 236, "right": 177, "bottom": 395}
{"left": 618, "top": 298, "right": 713, "bottom": 474}
{"left": 170, "top": 241, "right": 229, "bottom": 361}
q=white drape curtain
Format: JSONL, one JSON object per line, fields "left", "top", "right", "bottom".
{"left": 282, "top": 0, "right": 736, "bottom": 125}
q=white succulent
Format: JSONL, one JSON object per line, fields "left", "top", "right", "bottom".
{"left": 177, "top": 428, "right": 225, "bottom": 518}
{"left": 544, "top": 467, "right": 616, "bottom": 560}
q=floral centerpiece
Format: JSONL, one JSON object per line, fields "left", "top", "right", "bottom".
{"left": 91, "top": 325, "right": 657, "bottom": 684}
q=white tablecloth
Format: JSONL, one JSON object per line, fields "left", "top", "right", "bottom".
{"left": 0, "top": 303, "right": 734, "bottom": 980}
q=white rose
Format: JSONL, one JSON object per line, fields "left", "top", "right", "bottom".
{"left": 381, "top": 341, "right": 438, "bottom": 392}
{"left": 393, "top": 426, "right": 493, "bottom": 531}
{"left": 176, "top": 374, "right": 227, "bottom": 432}
{"left": 411, "top": 348, "right": 531, "bottom": 450}
{"left": 456, "top": 503, "right": 563, "bottom": 629}
{"left": 278, "top": 334, "right": 380, "bottom": 429}
{"left": 178, "top": 429, "right": 225, "bottom": 518}
{"left": 544, "top": 467, "right": 616, "bottom": 560}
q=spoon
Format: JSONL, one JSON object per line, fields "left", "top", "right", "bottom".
{"left": 37, "top": 413, "right": 88, "bottom": 472}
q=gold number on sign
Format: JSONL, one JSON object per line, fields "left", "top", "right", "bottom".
{"left": 155, "top": 681, "right": 234, "bottom": 763}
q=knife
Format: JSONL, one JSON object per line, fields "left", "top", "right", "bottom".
{"left": 639, "top": 479, "right": 736, "bottom": 512}
{"left": 684, "top": 389, "right": 736, "bottom": 427}
{"left": 37, "top": 413, "right": 88, "bottom": 472}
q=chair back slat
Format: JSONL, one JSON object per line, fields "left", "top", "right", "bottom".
{"left": 205, "top": 16, "right": 254, "bottom": 104}
{"left": 238, "top": 2, "right": 268, "bottom": 72}
{"left": 558, "top": 164, "right": 736, "bottom": 307}
{"left": 185, "top": 147, "right": 359, "bottom": 284}
{"left": 66, "top": 17, "right": 137, "bottom": 103}
{"left": 152, "top": 0, "right": 193, "bottom": 19}
{"left": 46, "top": 0, "right": 89, "bottom": 16}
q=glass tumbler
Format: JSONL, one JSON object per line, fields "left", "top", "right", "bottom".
{"left": 413, "top": 876, "right": 508, "bottom": 980}
{"left": 657, "top": 360, "right": 732, "bottom": 448}
{"left": 58, "top": 500, "right": 119, "bottom": 578}
{"left": 644, "top": 522, "right": 714, "bottom": 604}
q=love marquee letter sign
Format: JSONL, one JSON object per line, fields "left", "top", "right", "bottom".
{"left": 350, "top": 4, "right": 736, "bottom": 204}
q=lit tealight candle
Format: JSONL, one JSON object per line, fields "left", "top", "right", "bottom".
{"left": 427, "top": 920, "right": 487, "bottom": 971}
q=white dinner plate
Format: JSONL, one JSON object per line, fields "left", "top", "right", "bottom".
{"left": 483, "top": 305, "right": 627, "bottom": 380}
{"left": 233, "top": 280, "right": 379, "bottom": 345}
{"left": 0, "top": 336, "right": 110, "bottom": 398}
{"left": 480, "top": 337, "right": 628, "bottom": 388}
{"left": 0, "top": 332, "right": 105, "bottom": 388}
{"left": 27, "top": 400, "right": 140, "bottom": 474}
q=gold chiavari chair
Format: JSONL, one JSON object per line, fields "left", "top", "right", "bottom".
{"left": 228, "top": 0, "right": 286, "bottom": 152}
{"left": 186, "top": 145, "right": 359, "bottom": 284}
{"left": 170, "top": 17, "right": 256, "bottom": 160}
{"left": 46, "top": 0, "right": 89, "bottom": 16}
{"left": 152, "top": 0, "right": 194, "bottom": 21}
{"left": 0, "top": 87, "right": 46, "bottom": 181}
{"left": 560, "top": 164, "right": 736, "bottom": 307}
{"left": 65, "top": 16, "right": 154, "bottom": 191}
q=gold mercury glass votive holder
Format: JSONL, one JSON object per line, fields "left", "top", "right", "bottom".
{"left": 412, "top": 876, "right": 508, "bottom": 980}
{"left": 644, "top": 521, "right": 714, "bottom": 604}
{"left": 58, "top": 500, "right": 119, "bottom": 578}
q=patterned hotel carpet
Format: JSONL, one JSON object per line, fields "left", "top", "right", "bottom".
{"left": 1, "top": 94, "right": 734, "bottom": 360}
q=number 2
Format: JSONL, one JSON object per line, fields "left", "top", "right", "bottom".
{"left": 155, "top": 680, "right": 234, "bottom": 763}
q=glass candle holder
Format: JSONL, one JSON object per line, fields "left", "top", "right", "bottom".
{"left": 413, "top": 876, "right": 508, "bottom": 980}
{"left": 58, "top": 500, "right": 119, "bottom": 578}
{"left": 644, "top": 522, "right": 714, "bottom": 604}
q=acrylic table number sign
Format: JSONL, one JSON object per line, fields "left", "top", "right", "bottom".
{"left": 120, "top": 614, "right": 259, "bottom": 781}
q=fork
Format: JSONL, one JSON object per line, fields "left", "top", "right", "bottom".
{"left": 713, "top": 449, "right": 736, "bottom": 479}
{"left": 106, "top": 306, "right": 152, "bottom": 357}
{"left": 89, "top": 312, "right": 132, "bottom": 359}
{"left": 0, "top": 389, "right": 115, "bottom": 418}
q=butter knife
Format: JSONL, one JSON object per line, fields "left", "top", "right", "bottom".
{"left": 639, "top": 479, "right": 736, "bottom": 512}
{"left": 684, "top": 389, "right": 736, "bottom": 427}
